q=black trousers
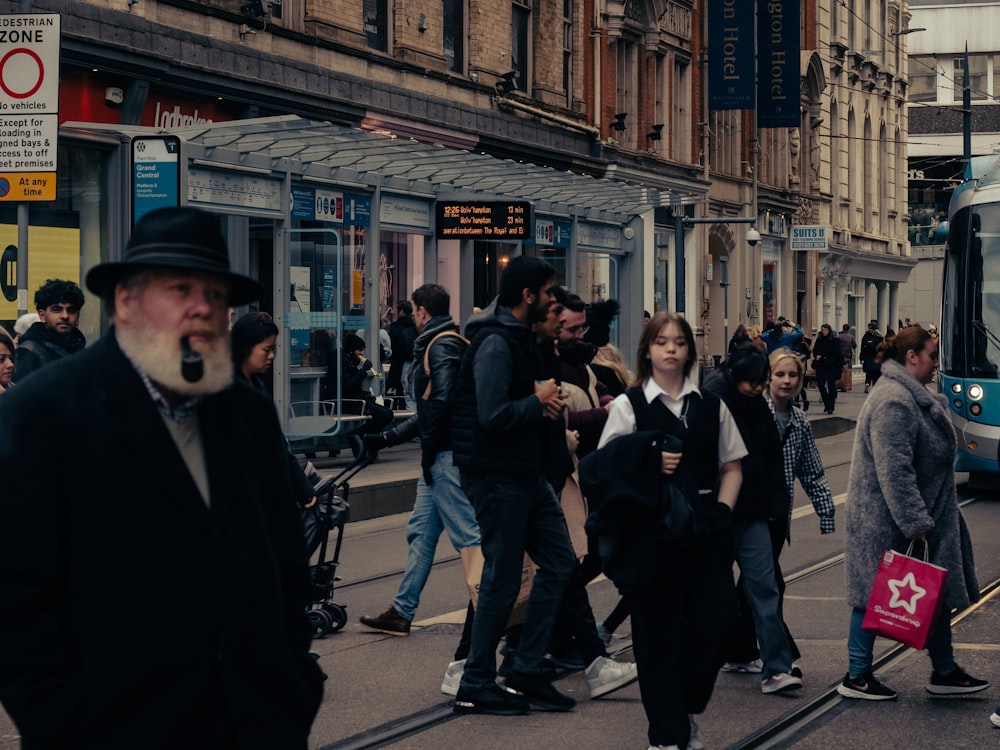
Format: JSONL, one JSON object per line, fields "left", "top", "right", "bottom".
{"left": 628, "top": 534, "right": 736, "bottom": 748}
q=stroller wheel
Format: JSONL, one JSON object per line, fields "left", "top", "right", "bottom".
{"left": 307, "top": 608, "right": 334, "bottom": 638}
{"left": 322, "top": 603, "right": 348, "bottom": 633}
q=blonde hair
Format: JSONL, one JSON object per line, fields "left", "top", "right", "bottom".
{"left": 749, "top": 324, "right": 763, "bottom": 339}
{"left": 592, "top": 343, "right": 634, "bottom": 391}
{"left": 768, "top": 347, "right": 804, "bottom": 398}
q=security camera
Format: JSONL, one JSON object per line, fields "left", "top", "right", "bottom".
{"left": 745, "top": 227, "right": 761, "bottom": 247}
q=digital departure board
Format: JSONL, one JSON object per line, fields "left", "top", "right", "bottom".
{"left": 436, "top": 201, "right": 533, "bottom": 239}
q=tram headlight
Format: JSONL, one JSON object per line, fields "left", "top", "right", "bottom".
{"left": 970, "top": 403, "right": 983, "bottom": 416}
{"left": 968, "top": 384, "right": 984, "bottom": 401}
{"left": 951, "top": 383, "right": 963, "bottom": 394}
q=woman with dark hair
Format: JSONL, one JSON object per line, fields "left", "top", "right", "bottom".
{"left": 702, "top": 344, "right": 800, "bottom": 692}
{"left": 0, "top": 328, "right": 15, "bottom": 393}
{"left": 811, "top": 323, "right": 842, "bottom": 414}
{"left": 838, "top": 326, "right": 988, "bottom": 702}
{"left": 588, "top": 311, "right": 746, "bottom": 750}
{"left": 231, "top": 312, "right": 316, "bottom": 507}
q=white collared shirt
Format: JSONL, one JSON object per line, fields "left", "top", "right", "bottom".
{"left": 598, "top": 377, "right": 748, "bottom": 466}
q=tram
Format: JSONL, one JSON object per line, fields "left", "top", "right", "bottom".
{"left": 940, "top": 154, "right": 1000, "bottom": 479}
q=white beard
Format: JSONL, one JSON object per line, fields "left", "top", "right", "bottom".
{"left": 117, "top": 319, "right": 233, "bottom": 397}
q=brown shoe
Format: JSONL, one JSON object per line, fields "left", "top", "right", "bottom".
{"left": 359, "top": 606, "right": 411, "bottom": 636}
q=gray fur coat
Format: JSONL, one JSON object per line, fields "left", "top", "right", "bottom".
{"left": 845, "top": 359, "right": 979, "bottom": 610}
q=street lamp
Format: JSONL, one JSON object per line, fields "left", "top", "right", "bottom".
{"left": 890, "top": 27, "right": 926, "bottom": 37}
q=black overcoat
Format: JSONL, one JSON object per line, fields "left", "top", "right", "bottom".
{"left": 0, "top": 333, "right": 324, "bottom": 749}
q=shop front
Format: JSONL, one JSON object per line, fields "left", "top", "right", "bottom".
{"left": 44, "top": 116, "right": 657, "bottom": 443}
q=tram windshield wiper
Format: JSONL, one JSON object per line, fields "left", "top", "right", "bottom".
{"left": 972, "top": 318, "right": 1000, "bottom": 350}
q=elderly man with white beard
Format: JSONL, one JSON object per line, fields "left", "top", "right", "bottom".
{"left": 0, "top": 206, "right": 324, "bottom": 750}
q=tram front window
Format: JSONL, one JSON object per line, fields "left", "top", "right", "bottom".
{"left": 969, "top": 206, "right": 1000, "bottom": 378}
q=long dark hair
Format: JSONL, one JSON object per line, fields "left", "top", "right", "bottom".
{"left": 230, "top": 312, "right": 278, "bottom": 373}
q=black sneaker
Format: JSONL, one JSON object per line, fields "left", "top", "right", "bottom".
{"left": 453, "top": 684, "right": 530, "bottom": 715}
{"left": 837, "top": 671, "right": 898, "bottom": 701}
{"left": 504, "top": 671, "right": 576, "bottom": 712}
{"left": 927, "top": 666, "right": 990, "bottom": 696}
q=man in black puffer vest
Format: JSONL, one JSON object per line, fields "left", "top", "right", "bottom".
{"left": 451, "top": 256, "right": 577, "bottom": 717}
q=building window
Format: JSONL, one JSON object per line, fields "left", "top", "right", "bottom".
{"left": 512, "top": 0, "right": 531, "bottom": 92}
{"left": 562, "top": 0, "right": 572, "bottom": 97}
{"left": 909, "top": 55, "right": 938, "bottom": 103}
{"left": 615, "top": 38, "right": 639, "bottom": 148}
{"left": 953, "top": 54, "right": 988, "bottom": 101}
{"left": 364, "top": 0, "right": 388, "bottom": 53}
{"left": 444, "top": 0, "right": 465, "bottom": 74}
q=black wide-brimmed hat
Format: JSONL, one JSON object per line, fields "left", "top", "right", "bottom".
{"left": 86, "top": 206, "right": 263, "bottom": 306}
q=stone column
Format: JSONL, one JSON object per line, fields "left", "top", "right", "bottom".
{"left": 877, "top": 281, "right": 890, "bottom": 332}
{"left": 888, "top": 282, "right": 900, "bottom": 332}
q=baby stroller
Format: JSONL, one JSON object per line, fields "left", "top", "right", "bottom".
{"left": 301, "top": 457, "right": 370, "bottom": 637}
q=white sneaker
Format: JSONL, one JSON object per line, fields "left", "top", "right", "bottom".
{"left": 647, "top": 746, "right": 681, "bottom": 750}
{"left": 440, "top": 659, "right": 465, "bottom": 696}
{"left": 761, "top": 672, "right": 803, "bottom": 694}
{"left": 990, "top": 706, "right": 1000, "bottom": 728}
{"left": 687, "top": 714, "right": 705, "bottom": 750}
{"left": 688, "top": 714, "right": 705, "bottom": 750}
{"left": 722, "top": 658, "right": 763, "bottom": 674}
{"left": 586, "top": 655, "right": 639, "bottom": 698}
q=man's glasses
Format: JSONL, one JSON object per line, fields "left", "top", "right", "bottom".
{"left": 564, "top": 324, "right": 590, "bottom": 336}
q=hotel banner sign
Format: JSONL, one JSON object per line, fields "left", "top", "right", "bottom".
{"left": 708, "top": 0, "right": 755, "bottom": 110}
{"left": 757, "top": 0, "right": 801, "bottom": 128}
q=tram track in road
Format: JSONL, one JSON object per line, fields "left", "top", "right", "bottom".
{"left": 727, "top": 572, "right": 1000, "bottom": 750}
{"left": 318, "top": 495, "right": 994, "bottom": 750}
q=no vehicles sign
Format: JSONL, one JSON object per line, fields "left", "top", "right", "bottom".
{"left": 0, "top": 14, "right": 59, "bottom": 202}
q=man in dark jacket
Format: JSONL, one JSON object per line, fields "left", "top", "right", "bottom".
{"left": 0, "top": 207, "right": 324, "bottom": 750}
{"left": 450, "top": 256, "right": 577, "bottom": 716}
{"left": 356, "top": 284, "right": 480, "bottom": 647}
{"left": 13, "top": 278, "right": 87, "bottom": 382}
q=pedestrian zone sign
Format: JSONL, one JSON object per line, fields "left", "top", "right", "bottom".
{"left": 0, "top": 13, "right": 60, "bottom": 201}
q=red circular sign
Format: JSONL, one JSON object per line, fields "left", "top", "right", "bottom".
{"left": 0, "top": 48, "right": 44, "bottom": 99}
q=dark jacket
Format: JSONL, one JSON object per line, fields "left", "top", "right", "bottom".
{"left": 0, "top": 334, "right": 324, "bottom": 750}
{"left": 387, "top": 314, "right": 417, "bottom": 392}
{"left": 241, "top": 372, "right": 316, "bottom": 505}
{"left": 451, "top": 298, "right": 546, "bottom": 475}
{"left": 325, "top": 348, "right": 376, "bottom": 402}
{"left": 13, "top": 322, "right": 86, "bottom": 382}
{"left": 702, "top": 370, "right": 790, "bottom": 524}
{"left": 556, "top": 339, "right": 610, "bottom": 458}
{"left": 860, "top": 331, "right": 884, "bottom": 374}
{"left": 385, "top": 314, "right": 465, "bottom": 466}
{"left": 579, "top": 391, "right": 729, "bottom": 593}
{"left": 811, "top": 331, "right": 843, "bottom": 378}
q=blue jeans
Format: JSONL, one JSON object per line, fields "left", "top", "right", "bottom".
{"left": 459, "top": 471, "right": 576, "bottom": 690}
{"left": 732, "top": 521, "right": 794, "bottom": 678}
{"left": 392, "top": 451, "right": 480, "bottom": 622}
{"left": 847, "top": 607, "right": 956, "bottom": 678}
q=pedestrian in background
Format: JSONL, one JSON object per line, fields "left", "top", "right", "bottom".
{"left": 11, "top": 312, "right": 39, "bottom": 347}
{"left": 839, "top": 326, "right": 988, "bottom": 702}
{"left": 811, "top": 323, "right": 841, "bottom": 414}
{"left": 231, "top": 311, "right": 316, "bottom": 508}
{"left": 589, "top": 311, "right": 745, "bottom": 750}
{"left": 0, "top": 206, "right": 324, "bottom": 749}
{"left": 0, "top": 328, "right": 14, "bottom": 393}
{"left": 765, "top": 347, "right": 835, "bottom": 668}
{"left": 859, "top": 322, "right": 883, "bottom": 393}
{"left": 13, "top": 279, "right": 87, "bottom": 382}
{"left": 387, "top": 300, "right": 417, "bottom": 407}
{"left": 356, "top": 284, "right": 483, "bottom": 699}
{"left": 837, "top": 323, "right": 856, "bottom": 391}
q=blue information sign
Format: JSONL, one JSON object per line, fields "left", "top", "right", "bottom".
{"left": 132, "top": 136, "right": 181, "bottom": 226}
